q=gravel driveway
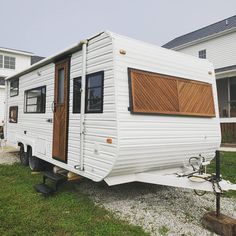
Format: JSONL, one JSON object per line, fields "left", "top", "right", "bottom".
{"left": 1, "top": 146, "right": 235, "bottom": 235}
{"left": 78, "top": 180, "right": 236, "bottom": 236}
{"left": 0, "top": 146, "right": 19, "bottom": 165}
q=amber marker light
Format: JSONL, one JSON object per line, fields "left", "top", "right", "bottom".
{"left": 106, "top": 138, "right": 113, "bottom": 144}
{"left": 119, "top": 49, "right": 126, "bottom": 55}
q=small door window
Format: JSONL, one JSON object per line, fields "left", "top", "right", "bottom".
{"left": 58, "top": 68, "right": 65, "bottom": 104}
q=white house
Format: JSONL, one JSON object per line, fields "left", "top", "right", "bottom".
{"left": 163, "top": 15, "right": 236, "bottom": 143}
{"left": 0, "top": 47, "right": 44, "bottom": 126}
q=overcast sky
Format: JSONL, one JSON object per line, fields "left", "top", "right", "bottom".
{"left": 1, "top": 0, "right": 236, "bottom": 57}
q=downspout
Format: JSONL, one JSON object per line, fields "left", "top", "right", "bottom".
{"left": 79, "top": 40, "right": 88, "bottom": 171}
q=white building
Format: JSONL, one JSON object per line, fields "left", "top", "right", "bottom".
{"left": 163, "top": 15, "right": 236, "bottom": 143}
{"left": 0, "top": 47, "right": 44, "bottom": 126}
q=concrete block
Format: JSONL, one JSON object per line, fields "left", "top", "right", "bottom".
{"left": 202, "top": 211, "right": 236, "bottom": 236}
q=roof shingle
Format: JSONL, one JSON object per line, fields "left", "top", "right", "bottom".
{"left": 163, "top": 15, "right": 236, "bottom": 49}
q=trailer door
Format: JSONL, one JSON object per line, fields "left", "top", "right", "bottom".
{"left": 52, "top": 58, "right": 70, "bottom": 163}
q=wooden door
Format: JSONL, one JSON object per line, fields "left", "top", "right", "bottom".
{"left": 52, "top": 58, "right": 70, "bottom": 162}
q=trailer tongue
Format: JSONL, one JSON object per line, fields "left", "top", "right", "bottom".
{"left": 105, "top": 166, "right": 236, "bottom": 192}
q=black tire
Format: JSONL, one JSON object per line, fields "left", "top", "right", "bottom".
{"left": 28, "top": 148, "right": 45, "bottom": 171}
{"left": 19, "top": 145, "right": 29, "bottom": 166}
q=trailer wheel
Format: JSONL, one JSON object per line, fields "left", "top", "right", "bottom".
{"left": 28, "top": 148, "right": 44, "bottom": 171}
{"left": 19, "top": 145, "right": 29, "bottom": 166}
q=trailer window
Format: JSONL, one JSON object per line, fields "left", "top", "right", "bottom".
{"left": 10, "top": 78, "right": 19, "bottom": 97}
{"left": 73, "top": 77, "right": 81, "bottom": 113}
{"left": 128, "top": 68, "right": 215, "bottom": 117}
{"left": 9, "top": 106, "right": 18, "bottom": 123}
{"left": 25, "top": 86, "right": 46, "bottom": 113}
{"left": 85, "top": 71, "right": 104, "bottom": 113}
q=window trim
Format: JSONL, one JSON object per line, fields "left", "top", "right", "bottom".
{"left": 198, "top": 49, "right": 206, "bottom": 59}
{"left": 4, "top": 55, "right": 16, "bottom": 69}
{"left": 24, "top": 85, "right": 46, "bottom": 114}
{"left": 9, "top": 106, "right": 18, "bottom": 123}
{"left": 73, "top": 77, "right": 82, "bottom": 114}
{"left": 128, "top": 67, "right": 215, "bottom": 117}
{"left": 85, "top": 71, "right": 104, "bottom": 114}
{"left": 10, "top": 78, "right": 19, "bottom": 97}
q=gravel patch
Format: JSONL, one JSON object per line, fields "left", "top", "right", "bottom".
{"left": 0, "top": 146, "right": 20, "bottom": 165}
{"left": 78, "top": 180, "right": 236, "bottom": 236}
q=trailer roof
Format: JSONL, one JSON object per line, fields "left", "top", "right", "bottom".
{"left": 6, "top": 30, "right": 210, "bottom": 81}
{"left": 5, "top": 42, "right": 84, "bottom": 81}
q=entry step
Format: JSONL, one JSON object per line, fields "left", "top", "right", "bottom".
{"left": 34, "top": 183, "right": 55, "bottom": 196}
{"left": 43, "top": 171, "right": 67, "bottom": 182}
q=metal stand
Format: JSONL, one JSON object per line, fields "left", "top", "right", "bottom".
{"left": 215, "top": 150, "right": 221, "bottom": 217}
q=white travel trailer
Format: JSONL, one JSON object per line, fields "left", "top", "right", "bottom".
{"left": 4, "top": 31, "right": 236, "bottom": 194}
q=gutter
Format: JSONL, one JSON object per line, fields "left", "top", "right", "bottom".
{"left": 5, "top": 42, "right": 84, "bottom": 81}
{"left": 5, "top": 31, "right": 107, "bottom": 81}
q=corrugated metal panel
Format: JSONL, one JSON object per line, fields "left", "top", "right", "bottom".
{"left": 6, "top": 32, "right": 117, "bottom": 182}
{"left": 6, "top": 63, "right": 54, "bottom": 150}
{"left": 6, "top": 31, "right": 222, "bottom": 184}
{"left": 108, "top": 33, "right": 221, "bottom": 177}
{"left": 68, "top": 32, "right": 117, "bottom": 181}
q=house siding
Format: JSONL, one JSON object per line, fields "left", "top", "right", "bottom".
{"left": 176, "top": 31, "right": 236, "bottom": 70}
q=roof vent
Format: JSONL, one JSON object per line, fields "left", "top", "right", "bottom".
{"left": 225, "top": 19, "right": 228, "bottom": 25}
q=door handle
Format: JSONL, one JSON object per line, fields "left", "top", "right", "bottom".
{"left": 51, "top": 101, "right": 57, "bottom": 112}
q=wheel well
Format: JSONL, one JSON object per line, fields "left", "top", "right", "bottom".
{"left": 18, "top": 142, "right": 24, "bottom": 151}
{"left": 27, "top": 145, "right": 32, "bottom": 154}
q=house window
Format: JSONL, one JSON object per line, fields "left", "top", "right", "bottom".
{"left": 25, "top": 86, "right": 46, "bottom": 113}
{"left": 10, "top": 78, "right": 19, "bottom": 97}
{"left": 0, "top": 55, "right": 3, "bottom": 68}
{"left": 217, "top": 77, "right": 236, "bottom": 118}
{"left": 9, "top": 106, "right": 18, "bottom": 123}
{"left": 4, "top": 56, "right": 15, "bottom": 69}
{"left": 73, "top": 77, "right": 81, "bottom": 113}
{"left": 230, "top": 78, "right": 236, "bottom": 117}
{"left": 85, "top": 71, "right": 104, "bottom": 113}
{"left": 198, "top": 50, "right": 206, "bottom": 59}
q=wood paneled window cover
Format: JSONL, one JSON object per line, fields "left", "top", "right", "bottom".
{"left": 128, "top": 68, "right": 216, "bottom": 117}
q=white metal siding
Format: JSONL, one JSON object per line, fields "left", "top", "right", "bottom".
{"left": 6, "top": 32, "right": 117, "bottom": 182}
{"left": 177, "top": 31, "right": 236, "bottom": 69}
{"left": 68, "top": 32, "right": 117, "bottom": 181}
{"left": 6, "top": 63, "right": 54, "bottom": 148}
{"left": 109, "top": 33, "right": 221, "bottom": 177}
{"left": 6, "top": 31, "right": 222, "bottom": 184}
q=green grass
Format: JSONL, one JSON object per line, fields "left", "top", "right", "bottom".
{"left": 0, "top": 164, "right": 149, "bottom": 236}
{"left": 208, "top": 152, "right": 236, "bottom": 198}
